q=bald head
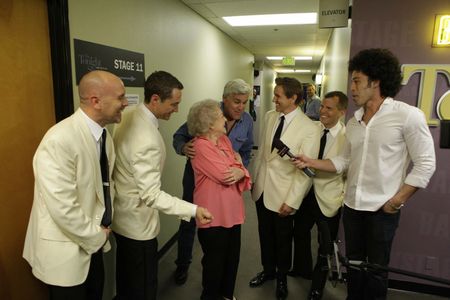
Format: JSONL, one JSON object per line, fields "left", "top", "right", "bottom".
{"left": 79, "top": 71, "right": 123, "bottom": 104}
{"left": 78, "top": 70, "right": 128, "bottom": 127}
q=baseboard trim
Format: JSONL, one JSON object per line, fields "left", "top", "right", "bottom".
{"left": 388, "top": 279, "right": 450, "bottom": 297}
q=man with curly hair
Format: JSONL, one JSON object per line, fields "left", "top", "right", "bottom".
{"left": 294, "top": 48, "right": 435, "bottom": 299}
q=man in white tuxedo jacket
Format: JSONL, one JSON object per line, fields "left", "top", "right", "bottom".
{"left": 290, "top": 91, "right": 348, "bottom": 300}
{"left": 23, "top": 71, "right": 128, "bottom": 300}
{"left": 112, "top": 71, "right": 212, "bottom": 300}
{"left": 249, "top": 77, "right": 320, "bottom": 300}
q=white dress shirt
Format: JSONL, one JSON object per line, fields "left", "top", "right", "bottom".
{"left": 271, "top": 108, "right": 300, "bottom": 138}
{"left": 331, "top": 98, "right": 436, "bottom": 211}
{"left": 322, "top": 121, "right": 343, "bottom": 158}
{"left": 80, "top": 108, "right": 103, "bottom": 157}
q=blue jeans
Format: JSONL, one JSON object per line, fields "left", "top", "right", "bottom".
{"left": 343, "top": 205, "right": 400, "bottom": 300}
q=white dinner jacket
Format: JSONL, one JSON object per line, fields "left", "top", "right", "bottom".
{"left": 23, "top": 109, "right": 115, "bottom": 286}
{"left": 252, "top": 108, "right": 320, "bottom": 212}
{"left": 112, "top": 104, "right": 194, "bottom": 241}
{"left": 313, "top": 122, "right": 346, "bottom": 217}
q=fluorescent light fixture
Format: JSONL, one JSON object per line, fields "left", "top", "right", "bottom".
{"left": 432, "top": 15, "right": 450, "bottom": 47}
{"left": 276, "top": 69, "right": 311, "bottom": 73}
{"left": 223, "top": 13, "right": 317, "bottom": 27}
{"left": 267, "top": 56, "right": 313, "bottom": 60}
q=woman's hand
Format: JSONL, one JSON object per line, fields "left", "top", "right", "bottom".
{"left": 234, "top": 152, "right": 243, "bottom": 164}
{"left": 223, "top": 167, "right": 245, "bottom": 185}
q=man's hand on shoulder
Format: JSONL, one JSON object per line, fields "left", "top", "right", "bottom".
{"left": 196, "top": 207, "right": 213, "bottom": 224}
{"left": 182, "top": 140, "right": 196, "bottom": 159}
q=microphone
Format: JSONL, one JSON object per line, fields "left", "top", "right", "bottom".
{"left": 273, "top": 139, "right": 315, "bottom": 177}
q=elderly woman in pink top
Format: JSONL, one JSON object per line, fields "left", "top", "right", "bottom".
{"left": 187, "top": 99, "right": 251, "bottom": 300}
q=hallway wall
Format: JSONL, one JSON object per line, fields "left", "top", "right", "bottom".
{"left": 320, "top": 21, "right": 352, "bottom": 96}
{"left": 68, "top": 0, "right": 254, "bottom": 248}
{"left": 68, "top": 1, "right": 254, "bottom": 298}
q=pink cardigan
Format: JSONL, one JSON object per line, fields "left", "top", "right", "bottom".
{"left": 191, "top": 135, "right": 251, "bottom": 228}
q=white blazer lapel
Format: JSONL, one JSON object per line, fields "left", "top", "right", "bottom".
{"left": 73, "top": 110, "right": 104, "bottom": 204}
{"left": 265, "top": 113, "right": 279, "bottom": 160}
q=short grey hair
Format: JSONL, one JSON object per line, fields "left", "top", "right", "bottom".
{"left": 223, "top": 79, "right": 251, "bottom": 98}
{"left": 187, "top": 99, "right": 221, "bottom": 137}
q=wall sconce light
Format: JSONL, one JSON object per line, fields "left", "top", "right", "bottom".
{"left": 432, "top": 14, "right": 450, "bottom": 47}
{"left": 315, "top": 73, "right": 323, "bottom": 85}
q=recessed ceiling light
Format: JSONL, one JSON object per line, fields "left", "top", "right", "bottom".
{"left": 266, "top": 56, "right": 313, "bottom": 60}
{"left": 223, "top": 13, "right": 317, "bottom": 27}
{"left": 276, "top": 69, "right": 311, "bottom": 73}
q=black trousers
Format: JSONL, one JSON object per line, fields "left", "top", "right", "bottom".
{"left": 114, "top": 232, "right": 158, "bottom": 300}
{"left": 48, "top": 250, "right": 104, "bottom": 300}
{"left": 197, "top": 225, "right": 241, "bottom": 300}
{"left": 175, "top": 160, "right": 196, "bottom": 268}
{"left": 343, "top": 205, "right": 400, "bottom": 300}
{"left": 292, "top": 189, "right": 341, "bottom": 293}
{"left": 255, "top": 195, "right": 293, "bottom": 278}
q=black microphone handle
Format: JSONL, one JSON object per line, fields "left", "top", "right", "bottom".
{"left": 285, "top": 150, "right": 316, "bottom": 177}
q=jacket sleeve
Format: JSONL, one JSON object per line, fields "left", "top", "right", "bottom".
{"left": 131, "top": 139, "right": 196, "bottom": 221}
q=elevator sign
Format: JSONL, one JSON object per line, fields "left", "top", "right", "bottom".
{"left": 319, "top": 0, "right": 348, "bottom": 28}
{"left": 74, "top": 39, "right": 145, "bottom": 87}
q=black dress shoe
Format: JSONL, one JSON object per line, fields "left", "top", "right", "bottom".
{"left": 275, "top": 279, "right": 288, "bottom": 300}
{"left": 308, "top": 289, "right": 323, "bottom": 300}
{"left": 249, "top": 271, "right": 275, "bottom": 287}
{"left": 174, "top": 265, "right": 189, "bottom": 285}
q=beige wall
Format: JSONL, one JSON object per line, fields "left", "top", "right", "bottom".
{"left": 68, "top": 1, "right": 253, "bottom": 297}
{"left": 319, "top": 21, "right": 352, "bottom": 96}
{"left": 68, "top": 0, "right": 253, "bottom": 247}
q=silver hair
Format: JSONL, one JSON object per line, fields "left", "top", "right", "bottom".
{"left": 187, "top": 99, "right": 221, "bottom": 137}
{"left": 222, "top": 79, "right": 251, "bottom": 98}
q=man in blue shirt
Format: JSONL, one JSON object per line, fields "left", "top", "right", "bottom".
{"left": 172, "top": 79, "right": 253, "bottom": 285}
{"left": 304, "top": 83, "right": 321, "bottom": 120}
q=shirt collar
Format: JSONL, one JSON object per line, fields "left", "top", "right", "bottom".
{"left": 279, "top": 107, "right": 299, "bottom": 124}
{"left": 322, "top": 121, "right": 343, "bottom": 138}
{"left": 141, "top": 103, "right": 159, "bottom": 128}
{"left": 80, "top": 108, "right": 104, "bottom": 142}
{"left": 354, "top": 97, "right": 394, "bottom": 122}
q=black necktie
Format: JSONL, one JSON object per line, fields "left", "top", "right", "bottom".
{"left": 271, "top": 115, "right": 285, "bottom": 151}
{"left": 318, "top": 129, "right": 329, "bottom": 159}
{"left": 100, "top": 129, "right": 112, "bottom": 227}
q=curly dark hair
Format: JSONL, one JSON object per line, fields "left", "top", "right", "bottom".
{"left": 144, "top": 71, "right": 183, "bottom": 103}
{"left": 275, "top": 77, "right": 303, "bottom": 104}
{"left": 348, "top": 48, "right": 402, "bottom": 98}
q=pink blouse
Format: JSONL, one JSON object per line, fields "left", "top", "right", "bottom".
{"left": 191, "top": 135, "right": 251, "bottom": 228}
